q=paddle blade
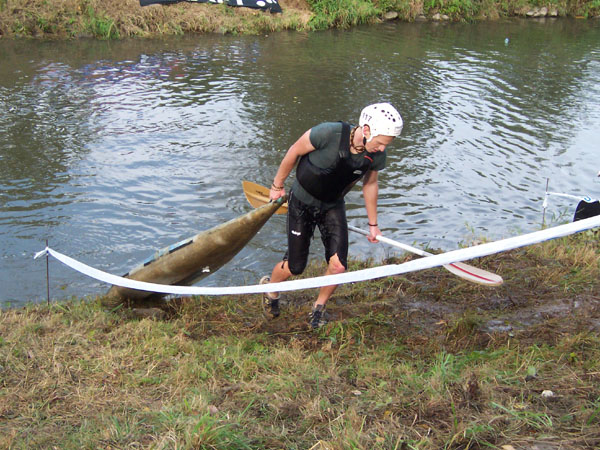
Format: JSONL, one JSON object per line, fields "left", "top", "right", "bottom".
{"left": 444, "top": 262, "right": 503, "bottom": 286}
{"left": 242, "top": 181, "right": 288, "bottom": 214}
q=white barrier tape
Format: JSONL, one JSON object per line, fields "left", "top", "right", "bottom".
{"left": 34, "top": 249, "right": 48, "bottom": 259}
{"left": 35, "top": 215, "right": 600, "bottom": 296}
{"left": 545, "top": 192, "right": 597, "bottom": 203}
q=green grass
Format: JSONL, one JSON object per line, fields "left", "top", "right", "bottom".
{"left": 1, "top": 234, "right": 599, "bottom": 448}
{"left": 85, "top": 5, "right": 120, "bottom": 39}
{"left": 307, "top": 0, "right": 382, "bottom": 29}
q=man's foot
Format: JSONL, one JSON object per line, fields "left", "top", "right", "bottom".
{"left": 309, "top": 304, "right": 327, "bottom": 329}
{"left": 259, "top": 276, "right": 280, "bottom": 318}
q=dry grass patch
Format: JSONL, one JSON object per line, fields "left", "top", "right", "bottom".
{"left": 0, "top": 0, "right": 313, "bottom": 38}
{"left": 1, "top": 233, "right": 599, "bottom": 448}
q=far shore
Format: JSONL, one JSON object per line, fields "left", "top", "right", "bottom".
{"left": 0, "top": 0, "right": 599, "bottom": 40}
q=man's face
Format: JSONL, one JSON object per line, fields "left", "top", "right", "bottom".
{"left": 366, "top": 134, "right": 394, "bottom": 153}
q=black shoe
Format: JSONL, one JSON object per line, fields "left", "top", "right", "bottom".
{"left": 309, "top": 304, "right": 327, "bottom": 329}
{"left": 260, "top": 276, "right": 280, "bottom": 318}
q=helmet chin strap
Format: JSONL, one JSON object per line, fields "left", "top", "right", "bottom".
{"left": 363, "top": 125, "right": 374, "bottom": 143}
{"left": 350, "top": 126, "right": 366, "bottom": 153}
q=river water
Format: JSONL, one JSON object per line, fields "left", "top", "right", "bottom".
{"left": 1, "top": 19, "right": 599, "bottom": 306}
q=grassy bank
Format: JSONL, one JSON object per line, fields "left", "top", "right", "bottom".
{"left": 1, "top": 232, "right": 599, "bottom": 448}
{"left": 0, "top": 0, "right": 599, "bottom": 39}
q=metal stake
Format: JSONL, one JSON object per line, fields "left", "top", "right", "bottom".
{"left": 542, "top": 178, "right": 549, "bottom": 227}
{"left": 45, "top": 239, "right": 50, "bottom": 306}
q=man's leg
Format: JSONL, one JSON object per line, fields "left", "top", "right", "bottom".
{"left": 309, "top": 204, "right": 348, "bottom": 328}
{"left": 262, "top": 193, "right": 314, "bottom": 316}
{"left": 264, "top": 260, "right": 292, "bottom": 299}
{"left": 260, "top": 260, "right": 291, "bottom": 318}
{"left": 314, "top": 253, "right": 345, "bottom": 307}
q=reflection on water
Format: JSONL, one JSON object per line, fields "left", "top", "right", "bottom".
{"left": 1, "top": 19, "right": 599, "bottom": 305}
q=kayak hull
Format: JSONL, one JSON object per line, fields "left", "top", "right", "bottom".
{"left": 103, "top": 200, "right": 281, "bottom": 306}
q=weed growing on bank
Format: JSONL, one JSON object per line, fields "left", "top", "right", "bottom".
{"left": 1, "top": 233, "right": 599, "bottom": 448}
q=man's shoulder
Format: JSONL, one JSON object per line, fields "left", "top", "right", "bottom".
{"left": 311, "top": 121, "right": 344, "bottom": 134}
{"left": 309, "top": 122, "right": 349, "bottom": 148}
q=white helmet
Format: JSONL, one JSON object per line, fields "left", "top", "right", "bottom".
{"left": 359, "top": 103, "right": 403, "bottom": 142}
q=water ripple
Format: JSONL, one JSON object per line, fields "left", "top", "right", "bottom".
{"left": 1, "top": 22, "right": 599, "bottom": 305}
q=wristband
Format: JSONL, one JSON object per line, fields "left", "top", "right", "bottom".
{"left": 368, "top": 223, "right": 378, "bottom": 227}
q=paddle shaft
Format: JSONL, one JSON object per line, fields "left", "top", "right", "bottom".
{"left": 348, "top": 225, "right": 503, "bottom": 286}
{"left": 348, "top": 225, "right": 432, "bottom": 257}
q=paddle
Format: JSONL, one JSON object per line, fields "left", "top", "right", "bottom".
{"left": 347, "top": 225, "right": 503, "bottom": 286}
{"left": 242, "top": 180, "right": 288, "bottom": 214}
{"left": 242, "top": 181, "right": 503, "bottom": 287}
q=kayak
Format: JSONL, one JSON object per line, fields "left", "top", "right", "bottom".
{"left": 103, "top": 198, "right": 284, "bottom": 306}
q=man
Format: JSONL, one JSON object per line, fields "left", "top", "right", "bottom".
{"left": 260, "top": 103, "right": 403, "bottom": 328}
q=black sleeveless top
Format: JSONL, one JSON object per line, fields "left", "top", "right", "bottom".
{"left": 296, "top": 122, "right": 375, "bottom": 203}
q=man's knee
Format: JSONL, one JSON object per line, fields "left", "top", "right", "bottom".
{"left": 328, "top": 254, "right": 346, "bottom": 274}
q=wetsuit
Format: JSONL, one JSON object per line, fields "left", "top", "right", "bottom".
{"left": 284, "top": 121, "right": 386, "bottom": 275}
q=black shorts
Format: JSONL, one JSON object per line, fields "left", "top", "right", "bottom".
{"left": 284, "top": 192, "right": 348, "bottom": 275}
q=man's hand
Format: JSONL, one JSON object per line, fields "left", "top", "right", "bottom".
{"left": 367, "top": 224, "right": 381, "bottom": 243}
{"left": 270, "top": 185, "right": 286, "bottom": 201}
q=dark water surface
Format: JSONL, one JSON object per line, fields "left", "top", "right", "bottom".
{"left": 1, "top": 19, "right": 599, "bottom": 306}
